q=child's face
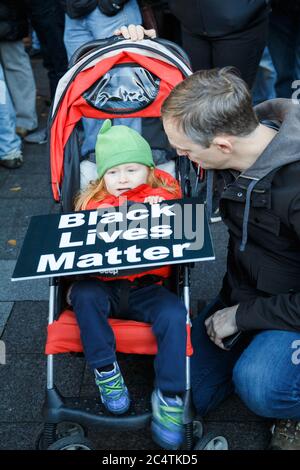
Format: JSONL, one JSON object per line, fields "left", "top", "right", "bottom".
{"left": 104, "top": 163, "right": 149, "bottom": 196}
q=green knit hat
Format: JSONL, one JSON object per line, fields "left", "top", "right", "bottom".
{"left": 95, "top": 119, "right": 155, "bottom": 178}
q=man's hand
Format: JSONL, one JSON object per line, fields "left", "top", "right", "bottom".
{"left": 114, "top": 24, "right": 157, "bottom": 41}
{"left": 205, "top": 304, "right": 239, "bottom": 350}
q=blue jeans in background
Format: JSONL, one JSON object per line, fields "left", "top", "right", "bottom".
{"left": 0, "top": 63, "right": 22, "bottom": 161}
{"left": 268, "top": 11, "right": 300, "bottom": 99}
{"left": 252, "top": 47, "right": 276, "bottom": 106}
{"left": 64, "top": 1, "right": 142, "bottom": 157}
{"left": 191, "top": 297, "right": 300, "bottom": 420}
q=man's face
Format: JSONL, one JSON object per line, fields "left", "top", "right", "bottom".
{"left": 163, "top": 118, "right": 230, "bottom": 170}
{"left": 104, "top": 163, "right": 149, "bottom": 197}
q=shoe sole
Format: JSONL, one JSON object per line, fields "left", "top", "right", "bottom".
{"left": 151, "top": 421, "right": 183, "bottom": 450}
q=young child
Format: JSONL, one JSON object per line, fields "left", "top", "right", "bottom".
{"left": 69, "top": 119, "right": 187, "bottom": 450}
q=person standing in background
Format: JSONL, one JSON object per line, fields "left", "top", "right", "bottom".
{"left": 0, "top": 0, "right": 38, "bottom": 138}
{"left": 0, "top": 62, "right": 23, "bottom": 169}
{"left": 268, "top": 0, "right": 300, "bottom": 98}
{"left": 168, "top": 0, "right": 271, "bottom": 88}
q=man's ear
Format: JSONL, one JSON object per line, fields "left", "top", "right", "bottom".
{"left": 212, "top": 136, "right": 234, "bottom": 154}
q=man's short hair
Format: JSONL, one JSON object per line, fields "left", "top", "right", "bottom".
{"left": 161, "top": 67, "right": 259, "bottom": 147}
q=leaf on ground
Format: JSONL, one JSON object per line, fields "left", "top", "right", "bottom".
{"left": 7, "top": 239, "right": 17, "bottom": 246}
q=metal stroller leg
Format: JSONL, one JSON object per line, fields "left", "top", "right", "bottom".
{"left": 182, "top": 265, "right": 196, "bottom": 450}
{"left": 181, "top": 266, "right": 229, "bottom": 451}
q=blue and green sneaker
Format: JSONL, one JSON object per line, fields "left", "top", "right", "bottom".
{"left": 94, "top": 362, "right": 130, "bottom": 415}
{"left": 151, "top": 389, "right": 184, "bottom": 449}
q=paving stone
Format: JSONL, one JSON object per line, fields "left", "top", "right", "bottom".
{"left": 205, "top": 421, "right": 271, "bottom": 450}
{"left": 0, "top": 353, "right": 85, "bottom": 423}
{"left": 1, "top": 301, "right": 48, "bottom": 353}
{"left": 0, "top": 173, "right": 52, "bottom": 199}
{"left": 0, "top": 423, "right": 41, "bottom": 450}
{"left": 0, "top": 261, "right": 49, "bottom": 301}
{"left": 0, "top": 302, "right": 14, "bottom": 335}
{"left": 0, "top": 198, "right": 57, "bottom": 260}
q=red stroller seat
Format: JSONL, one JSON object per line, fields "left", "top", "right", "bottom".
{"left": 45, "top": 308, "right": 193, "bottom": 356}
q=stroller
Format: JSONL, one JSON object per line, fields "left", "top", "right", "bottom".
{"left": 39, "top": 36, "right": 228, "bottom": 450}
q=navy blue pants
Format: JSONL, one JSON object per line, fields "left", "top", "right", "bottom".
{"left": 70, "top": 279, "right": 187, "bottom": 394}
{"left": 191, "top": 297, "right": 300, "bottom": 419}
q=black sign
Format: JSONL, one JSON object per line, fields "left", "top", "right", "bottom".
{"left": 12, "top": 198, "right": 214, "bottom": 281}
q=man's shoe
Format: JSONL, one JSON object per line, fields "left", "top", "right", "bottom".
{"left": 16, "top": 126, "right": 29, "bottom": 138}
{"left": 151, "top": 389, "right": 184, "bottom": 450}
{"left": 269, "top": 419, "right": 300, "bottom": 450}
{"left": 210, "top": 207, "right": 222, "bottom": 223}
{"left": 24, "top": 128, "right": 47, "bottom": 144}
{"left": 0, "top": 150, "right": 23, "bottom": 169}
{"left": 94, "top": 362, "right": 130, "bottom": 415}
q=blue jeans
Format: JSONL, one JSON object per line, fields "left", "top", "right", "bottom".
{"left": 0, "top": 63, "right": 21, "bottom": 160}
{"left": 191, "top": 297, "right": 300, "bottom": 420}
{"left": 268, "top": 11, "right": 300, "bottom": 99}
{"left": 252, "top": 47, "right": 276, "bottom": 106}
{"left": 70, "top": 279, "right": 187, "bottom": 394}
{"left": 64, "top": 2, "right": 142, "bottom": 157}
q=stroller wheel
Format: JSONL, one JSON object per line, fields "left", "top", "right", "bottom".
{"left": 193, "top": 420, "right": 204, "bottom": 439}
{"left": 47, "top": 435, "right": 95, "bottom": 450}
{"left": 35, "top": 422, "right": 86, "bottom": 449}
{"left": 56, "top": 422, "right": 86, "bottom": 439}
{"left": 194, "top": 432, "right": 228, "bottom": 450}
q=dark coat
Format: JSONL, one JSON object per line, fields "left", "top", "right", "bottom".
{"left": 0, "top": 1, "right": 28, "bottom": 41}
{"left": 168, "top": 0, "right": 270, "bottom": 37}
{"left": 218, "top": 99, "right": 300, "bottom": 333}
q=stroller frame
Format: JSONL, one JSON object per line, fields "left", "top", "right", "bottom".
{"left": 39, "top": 37, "right": 228, "bottom": 451}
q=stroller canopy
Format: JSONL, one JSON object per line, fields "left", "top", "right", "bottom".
{"left": 49, "top": 39, "right": 192, "bottom": 203}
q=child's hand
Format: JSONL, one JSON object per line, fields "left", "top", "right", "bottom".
{"left": 144, "top": 196, "right": 164, "bottom": 205}
{"left": 114, "top": 25, "right": 157, "bottom": 41}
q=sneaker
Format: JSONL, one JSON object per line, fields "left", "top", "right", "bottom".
{"left": 151, "top": 389, "right": 184, "bottom": 450}
{"left": 269, "top": 419, "right": 300, "bottom": 450}
{"left": 24, "top": 128, "right": 47, "bottom": 144}
{"left": 209, "top": 207, "right": 222, "bottom": 223}
{"left": 0, "top": 150, "right": 23, "bottom": 169}
{"left": 94, "top": 362, "right": 130, "bottom": 415}
{"left": 16, "top": 126, "right": 30, "bottom": 138}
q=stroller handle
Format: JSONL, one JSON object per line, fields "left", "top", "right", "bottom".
{"left": 68, "top": 36, "right": 192, "bottom": 69}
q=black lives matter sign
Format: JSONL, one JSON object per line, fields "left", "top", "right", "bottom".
{"left": 12, "top": 198, "right": 214, "bottom": 281}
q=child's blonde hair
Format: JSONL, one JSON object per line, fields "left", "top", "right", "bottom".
{"left": 74, "top": 167, "right": 178, "bottom": 211}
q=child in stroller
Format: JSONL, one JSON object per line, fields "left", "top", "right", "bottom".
{"left": 68, "top": 118, "right": 187, "bottom": 450}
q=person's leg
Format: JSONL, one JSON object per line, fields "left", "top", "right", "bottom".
{"left": 81, "top": 1, "right": 143, "bottom": 154}
{"left": 233, "top": 330, "right": 300, "bottom": 419}
{"left": 252, "top": 47, "right": 276, "bottom": 106}
{"left": 70, "top": 278, "right": 131, "bottom": 414}
{"left": 0, "top": 41, "right": 37, "bottom": 131}
{"left": 180, "top": 27, "right": 212, "bottom": 71}
{"left": 129, "top": 284, "right": 187, "bottom": 394}
{"left": 268, "top": 12, "right": 298, "bottom": 99}
{"left": 212, "top": 17, "right": 268, "bottom": 89}
{"left": 29, "top": 0, "right": 68, "bottom": 100}
{"left": 128, "top": 283, "right": 187, "bottom": 449}
{"left": 70, "top": 279, "right": 117, "bottom": 369}
{"left": 64, "top": 15, "right": 94, "bottom": 61}
{"left": 0, "top": 62, "right": 22, "bottom": 168}
{"left": 190, "top": 297, "right": 251, "bottom": 416}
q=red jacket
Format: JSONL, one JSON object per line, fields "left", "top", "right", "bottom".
{"left": 86, "top": 168, "right": 181, "bottom": 282}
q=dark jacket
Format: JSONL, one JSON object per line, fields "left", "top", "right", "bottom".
{"left": 60, "top": 0, "right": 129, "bottom": 18}
{"left": 218, "top": 99, "right": 300, "bottom": 333}
{"left": 0, "top": 1, "right": 28, "bottom": 41}
{"left": 168, "top": 0, "right": 270, "bottom": 37}
{"left": 271, "top": 0, "right": 300, "bottom": 17}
